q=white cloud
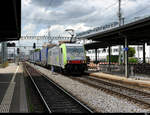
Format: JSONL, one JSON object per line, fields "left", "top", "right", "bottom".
{"left": 37, "top": 25, "right": 69, "bottom": 37}
{"left": 22, "top": 23, "right": 36, "bottom": 35}
{"left": 22, "top": 0, "right": 31, "bottom": 6}
{"left": 37, "top": 23, "right": 92, "bottom": 37}
{"left": 21, "top": 0, "right": 150, "bottom": 44}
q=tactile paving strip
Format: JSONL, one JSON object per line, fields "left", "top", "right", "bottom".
{"left": 0, "top": 66, "right": 19, "bottom": 112}
{"left": 0, "top": 82, "right": 16, "bottom": 112}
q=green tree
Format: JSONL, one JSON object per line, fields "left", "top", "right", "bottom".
{"left": 128, "top": 47, "right": 135, "bottom": 57}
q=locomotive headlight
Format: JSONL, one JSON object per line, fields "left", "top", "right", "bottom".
{"left": 83, "top": 60, "right": 86, "bottom": 63}
{"left": 81, "top": 60, "right": 85, "bottom": 63}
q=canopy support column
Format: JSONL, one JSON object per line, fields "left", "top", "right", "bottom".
{"left": 95, "top": 49, "right": 97, "bottom": 63}
{"left": 125, "top": 37, "right": 129, "bottom": 78}
{"left": 143, "top": 43, "right": 146, "bottom": 63}
{"left": 123, "top": 44, "right": 125, "bottom": 64}
{"left": 108, "top": 45, "right": 111, "bottom": 72}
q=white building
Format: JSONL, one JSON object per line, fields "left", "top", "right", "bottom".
{"left": 78, "top": 39, "right": 150, "bottom": 63}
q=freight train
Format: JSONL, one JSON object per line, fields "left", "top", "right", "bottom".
{"left": 29, "top": 43, "right": 87, "bottom": 74}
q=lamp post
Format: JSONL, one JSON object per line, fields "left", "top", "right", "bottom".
{"left": 65, "top": 29, "right": 75, "bottom": 43}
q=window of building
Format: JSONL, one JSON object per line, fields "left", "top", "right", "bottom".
{"left": 137, "top": 46, "right": 143, "bottom": 51}
{"left": 97, "top": 49, "right": 101, "bottom": 53}
{"left": 139, "top": 47, "right": 143, "bottom": 51}
{"left": 102, "top": 48, "right": 106, "bottom": 53}
{"left": 113, "top": 48, "right": 118, "bottom": 52}
{"left": 88, "top": 50, "right": 91, "bottom": 54}
{"left": 92, "top": 50, "right": 95, "bottom": 53}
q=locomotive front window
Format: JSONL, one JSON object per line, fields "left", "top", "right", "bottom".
{"left": 66, "top": 46, "right": 85, "bottom": 60}
{"left": 67, "top": 46, "right": 84, "bottom": 54}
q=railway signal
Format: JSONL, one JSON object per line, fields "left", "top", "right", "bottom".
{"left": 33, "top": 43, "right": 36, "bottom": 49}
{"left": 17, "top": 48, "right": 20, "bottom": 54}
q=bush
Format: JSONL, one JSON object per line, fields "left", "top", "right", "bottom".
{"left": 99, "top": 59, "right": 107, "bottom": 62}
{"left": 128, "top": 57, "right": 138, "bottom": 63}
{"left": 107, "top": 55, "right": 119, "bottom": 63}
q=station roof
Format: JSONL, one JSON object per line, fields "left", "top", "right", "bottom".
{"left": 84, "top": 16, "right": 150, "bottom": 50}
{"left": 0, "top": 0, "right": 21, "bottom": 42}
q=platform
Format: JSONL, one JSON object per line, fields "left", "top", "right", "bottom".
{"left": 0, "top": 63, "right": 28, "bottom": 113}
{"left": 88, "top": 71, "right": 150, "bottom": 88}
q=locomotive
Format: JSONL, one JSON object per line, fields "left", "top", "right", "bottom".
{"left": 29, "top": 43, "right": 87, "bottom": 74}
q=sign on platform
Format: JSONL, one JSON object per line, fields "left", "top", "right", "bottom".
{"left": 123, "top": 47, "right": 129, "bottom": 51}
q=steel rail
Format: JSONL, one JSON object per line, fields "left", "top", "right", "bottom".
{"left": 37, "top": 68, "right": 94, "bottom": 113}
{"left": 23, "top": 63, "right": 52, "bottom": 113}
{"left": 24, "top": 62, "right": 94, "bottom": 113}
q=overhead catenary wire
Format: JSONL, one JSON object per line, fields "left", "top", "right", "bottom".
{"left": 99, "top": 1, "right": 118, "bottom": 17}
{"left": 79, "top": 1, "right": 119, "bottom": 30}
{"left": 125, "top": 3, "right": 150, "bottom": 19}
{"left": 82, "top": 0, "right": 126, "bottom": 28}
{"left": 25, "top": 0, "right": 54, "bottom": 40}
{"left": 100, "top": 0, "right": 127, "bottom": 22}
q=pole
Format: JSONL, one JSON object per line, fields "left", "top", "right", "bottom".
{"left": 108, "top": 45, "right": 111, "bottom": 72}
{"left": 123, "top": 44, "right": 125, "bottom": 64}
{"left": 138, "top": 45, "right": 139, "bottom": 61}
{"left": 118, "top": 0, "right": 122, "bottom": 65}
{"left": 2, "top": 42, "right": 5, "bottom": 65}
{"left": 125, "top": 37, "right": 128, "bottom": 77}
{"left": 18, "top": 40, "right": 21, "bottom": 64}
{"left": 118, "top": 0, "right": 121, "bottom": 27}
{"left": 122, "top": 17, "right": 125, "bottom": 25}
{"left": 1, "top": 42, "right": 8, "bottom": 66}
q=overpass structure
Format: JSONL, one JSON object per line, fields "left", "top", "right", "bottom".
{"left": 78, "top": 16, "right": 150, "bottom": 77}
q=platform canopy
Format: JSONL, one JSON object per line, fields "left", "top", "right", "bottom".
{"left": 0, "top": 0, "right": 21, "bottom": 42}
{"left": 83, "top": 16, "right": 150, "bottom": 50}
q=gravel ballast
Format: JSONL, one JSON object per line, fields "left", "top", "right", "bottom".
{"left": 28, "top": 63, "right": 150, "bottom": 113}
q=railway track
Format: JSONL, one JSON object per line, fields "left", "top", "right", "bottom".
{"left": 70, "top": 75, "right": 150, "bottom": 109}
{"left": 23, "top": 63, "right": 93, "bottom": 113}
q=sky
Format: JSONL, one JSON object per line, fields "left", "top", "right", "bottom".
{"left": 21, "top": 0, "right": 150, "bottom": 36}
{"left": 16, "top": 0, "right": 150, "bottom": 50}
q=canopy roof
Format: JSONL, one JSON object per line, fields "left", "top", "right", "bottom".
{"left": 84, "top": 17, "right": 150, "bottom": 50}
{"left": 0, "top": 0, "right": 21, "bottom": 42}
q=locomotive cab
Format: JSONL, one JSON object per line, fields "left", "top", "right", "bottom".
{"left": 63, "top": 44, "right": 87, "bottom": 74}
{"left": 48, "top": 43, "right": 87, "bottom": 75}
